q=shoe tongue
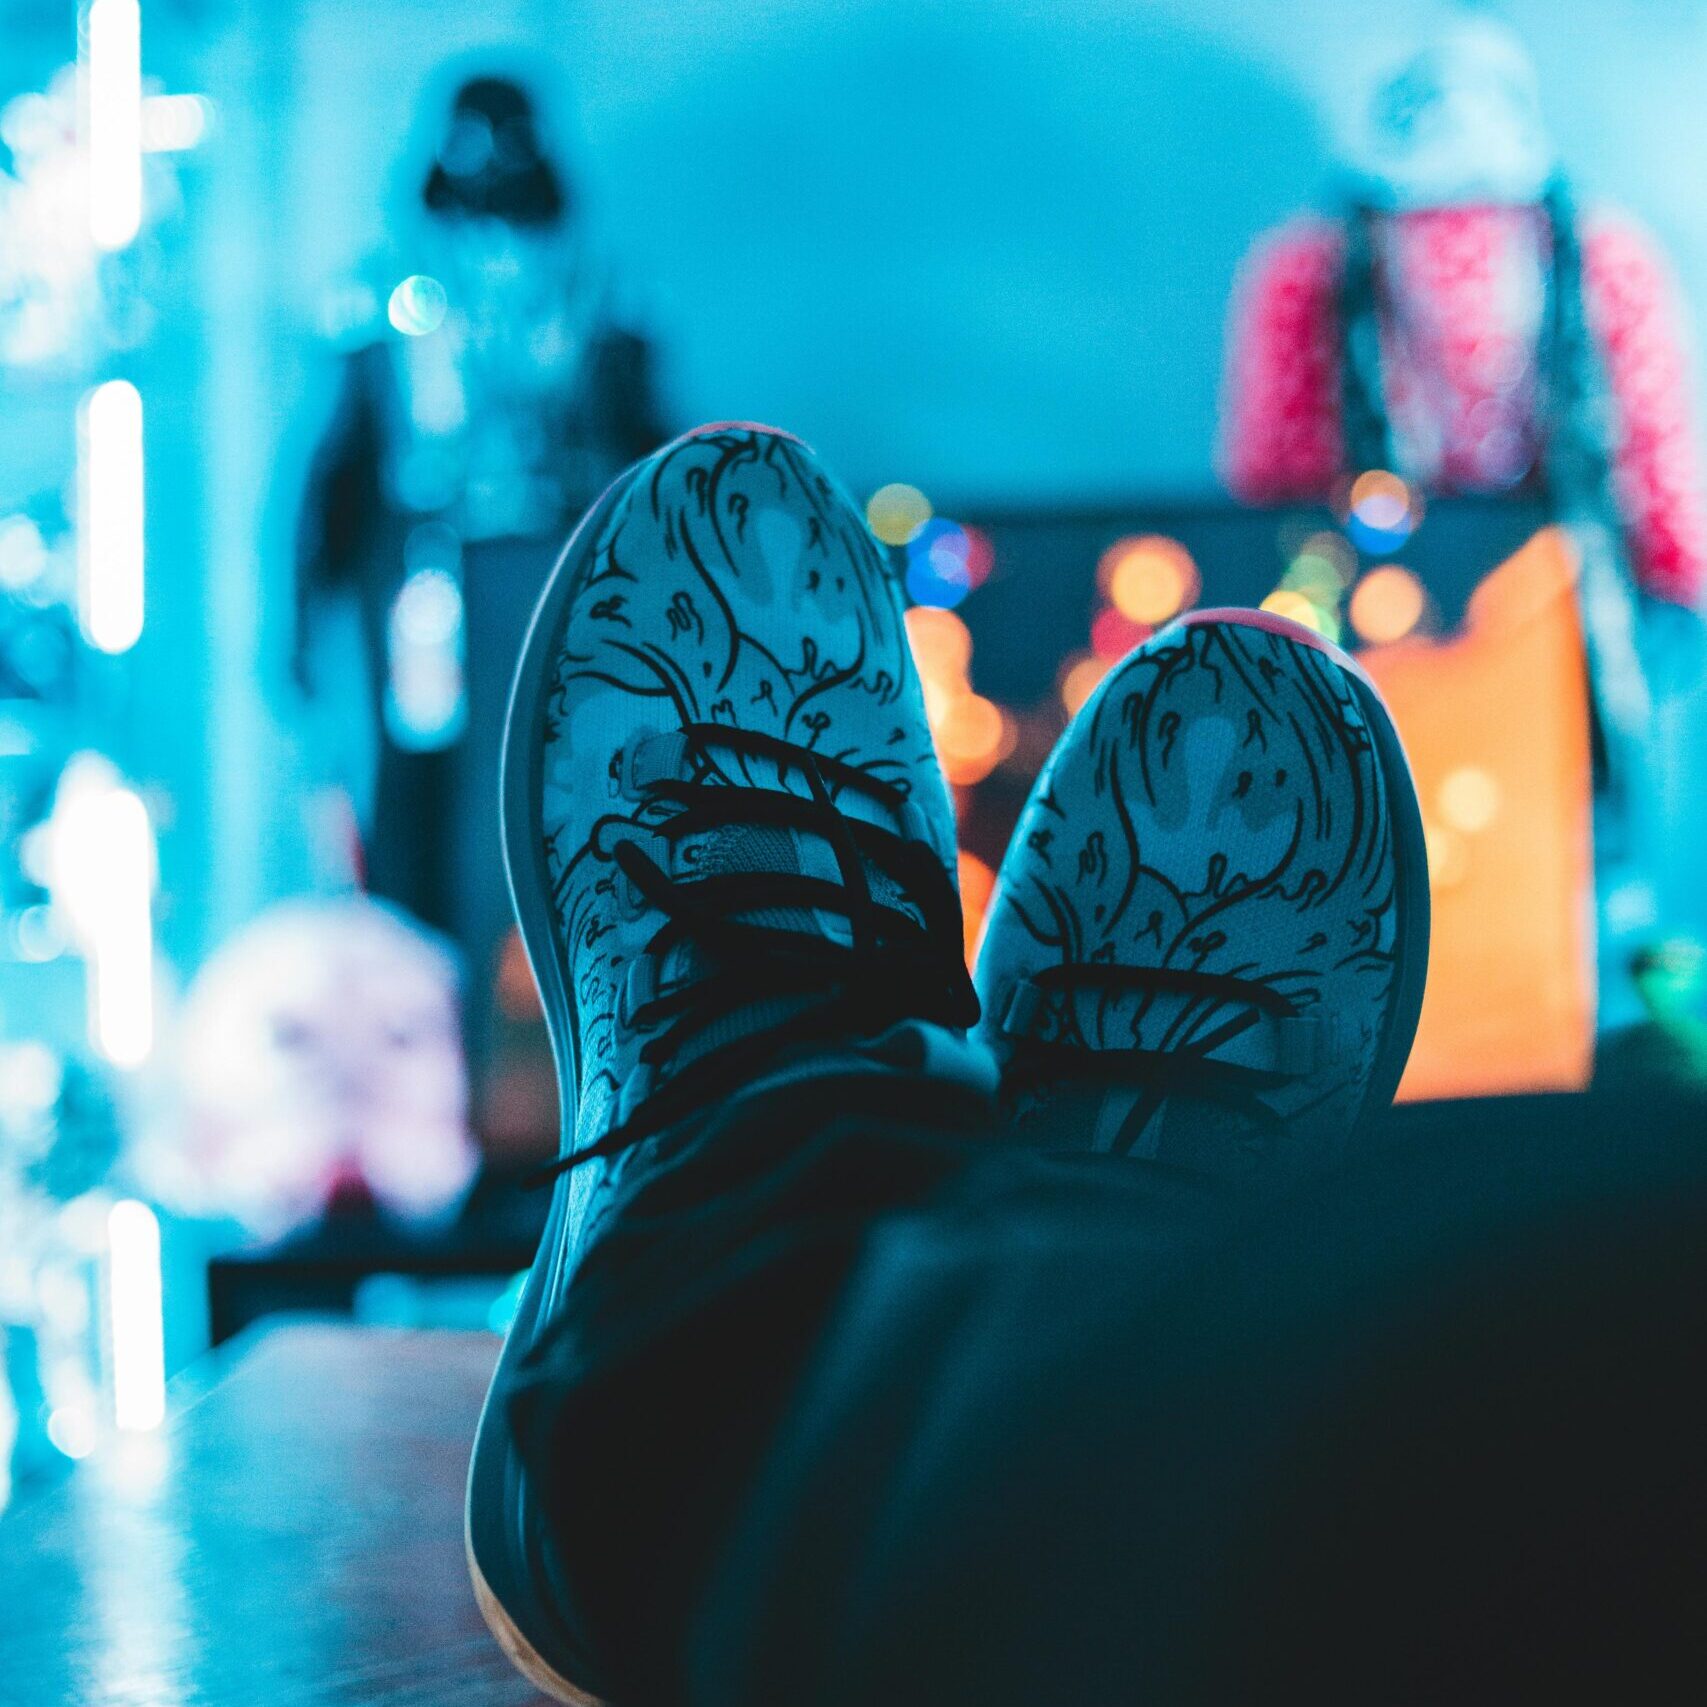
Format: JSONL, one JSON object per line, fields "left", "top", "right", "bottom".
{"left": 654, "top": 821, "right": 926, "bottom": 1073}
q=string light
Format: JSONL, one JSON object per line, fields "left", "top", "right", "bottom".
{"left": 1349, "top": 565, "right": 1426, "bottom": 646}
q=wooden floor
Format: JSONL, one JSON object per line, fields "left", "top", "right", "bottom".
{"left": 0, "top": 1323, "right": 550, "bottom": 1706}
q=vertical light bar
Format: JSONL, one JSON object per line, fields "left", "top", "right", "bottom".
{"left": 88, "top": 0, "right": 144, "bottom": 251}
{"left": 51, "top": 762, "right": 156, "bottom": 1067}
{"left": 91, "top": 784, "right": 154, "bottom": 1066}
{"left": 108, "top": 1200, "right": 165, "bottom": 1432}
{"left": 79, "top": 379, "right": 146, "bottom": 654}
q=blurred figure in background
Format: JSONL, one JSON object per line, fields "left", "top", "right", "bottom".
{"left": 170, "top": 897, "right": 477, "bottom": 1243}
{"left": 294, "top": 72, "right": 666, "bottom": 1157}
{"left": 1220, "top": 13, "right": 1707, "bottom": 1069}
{"left": 1222, "top": 15, "right": 1707, "bottom": 607}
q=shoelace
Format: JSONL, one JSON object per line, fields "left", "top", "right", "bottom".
{"left": 999, "top": 962, "right": 1318, "bottom": 1154}
{"left": 530, "top": 724, "right": 980, "bottom": 1182}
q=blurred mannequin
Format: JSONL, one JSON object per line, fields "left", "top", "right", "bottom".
{"left": 296, "top": 75, "right": 666, "bottom": 1105}
{"left": 1222, "top": 15, "right": 1707, "bottom": 607}
{"left": 1220, "top": 14, "right": 1707, "bottom": 1034}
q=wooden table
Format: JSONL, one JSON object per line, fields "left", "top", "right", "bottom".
{"left": 0, "top": 1323, "right": 549, "bottom": 1706}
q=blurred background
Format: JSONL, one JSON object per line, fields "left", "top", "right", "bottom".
{"left": 5, "top": 0, "right": 1707, "bottom": 1505}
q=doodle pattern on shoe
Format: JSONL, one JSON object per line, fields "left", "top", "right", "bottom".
{"left": 977, "top": 617, "right": 1401, "bottom": 1149}
{"left": 536, "top": 427, "right": 958, "bottom": 1196}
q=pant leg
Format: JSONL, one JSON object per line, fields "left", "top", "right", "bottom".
{"left": 687, "top": 1089, "right": 1707, "bottom": 1707}
{"left": 506, "top": 1050, "right": 1023, "bottom": 1706}
{"left": 513, "top": 1061, "right": 1707, "bottom": 1707}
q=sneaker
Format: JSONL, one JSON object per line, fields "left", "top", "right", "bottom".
{"left": 466, "top": 423, "right": 978, "bottom": 1704}
{"left": 973, "top": 608, "right": 1429, "bottom": 1176}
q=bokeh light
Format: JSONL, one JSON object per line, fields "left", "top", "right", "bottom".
{"left": 904, "top": 605, "right": 972, "bottom": 685}
{"left": 1349, "top": 565, "right": 1426, "bottom": 646}
{"left": 387, "top": 274, "right": 448, "bottom": 337}
{"left": 0, "top": 515, "right": 48, "bottom": 589}
{"left": 1424, "top": 823, "right": 1470, "bottom": 889}
{"left": 1298, "top": 529, "right": 1357, "bottom": 586}
{"left": 1438, "top": 765, "right": 1502, "bottom": 834}
{"left": 1103, "top": 534, "right": 1198, "bottom": 625}
{"left": 905, "top": 518, "right": 973, "bottom": 608}
{"left": 1259, "top": 588, "right": 1338, "bottom": 640}
{"left": 1090, "top": 607, "right": 1150, "bottom": 660}
{"left": 957, "top": 849, "right": 996, "bottom": 967}
{"left": 1345, "top": 468, "right": 1419, "bottom": 551}
{"left": 1349, "top": 469, "right": 1411, "bottom": 531}
{"left": 935, "top": 693, "right": 1011, "bottom": 786}
{"left": 1281, "top": 535, "right": 1351, "bottom": 605}
{"left": 1059, "top": 653, "right": 1111, "bottom": 718}
{"left": 959, "top": 525, "right": 996, "bottom": 590}
{"left": 866, "top": 482, "right": 932, "bottom": 546}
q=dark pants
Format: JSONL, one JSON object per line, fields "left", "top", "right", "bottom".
{"left": 511, "top": 1054, "right": 1707, "bottom": 1707}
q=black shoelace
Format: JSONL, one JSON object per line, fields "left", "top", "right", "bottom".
{"left": 530, "top": 724, "right": 980, "bottom": 1183}
{"left": 1001, "top": 962, "right": 1312, "bottom": 1154}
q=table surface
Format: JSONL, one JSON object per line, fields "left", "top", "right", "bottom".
{"left": 0, "top": 1323, "right": 550, "bottom": 1706}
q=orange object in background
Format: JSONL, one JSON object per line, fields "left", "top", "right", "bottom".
{"left": 1357, "top": 527, "right": 1596, "bottom": 1100}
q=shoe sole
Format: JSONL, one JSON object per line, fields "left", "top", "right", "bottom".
{"left": 467, "top": 423, "right": 808, "bottom": 1707}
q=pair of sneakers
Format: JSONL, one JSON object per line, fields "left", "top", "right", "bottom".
{"left": 467, "top": 423, "right": 1430, "bottom": 1704}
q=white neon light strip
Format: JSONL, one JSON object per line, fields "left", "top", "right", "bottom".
{"left": 52, "top": 765, "right": 155, "bottom": 1067}
{"left": 88, "top": 0, "right": 143, "bottom": 251}
{"left": 88, "top": 785, "right": 154, "bottom": 1067}
{"left": 108, "top": 1199, "right": 166, "bottom": 1432}
{"left": 80, "top": 379, "right": 146, "bottom": 654}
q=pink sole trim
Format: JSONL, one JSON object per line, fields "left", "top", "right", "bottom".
{"left": 672, "top": 420, "right": 806, "bottom": 446}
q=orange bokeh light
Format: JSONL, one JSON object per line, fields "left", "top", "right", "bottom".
{"left": 905, "top": 604, "right": 973, "bottom": 686}
{"left": 933, "top": 691, "right": 1011, "bottom": 785}
{"left": 1059, "top": 653, "right": 1111, "bottom": 719}
{"left": 957, "top": 849, "right": 996, "bottom": 966}
{"left": 1103, "top": 534, "right": 1199, "bottom": 624}
{"left": 1349, "top": 565, "right": 1426, "bottom": 646}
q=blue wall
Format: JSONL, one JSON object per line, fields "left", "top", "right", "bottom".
{"left": 269, "top": 0, "right": 1707, "bottom": 505}
{"left": 12, "top": 0, "right": 1707, "bottom": 958}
